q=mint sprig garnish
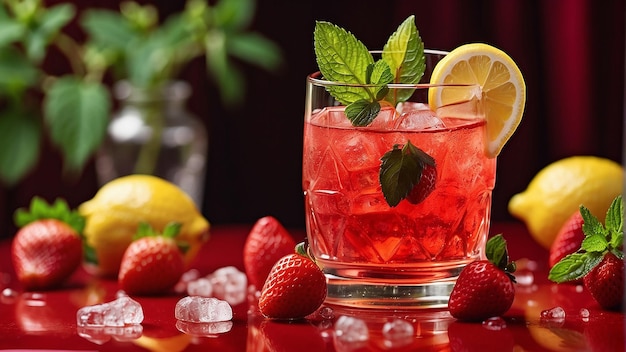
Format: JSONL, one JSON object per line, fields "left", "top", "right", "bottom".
{"left": 379, "top": 141, "right": 434, "bottom": 207}
{"left": 314, "top": 15, "right": 431, "bottom": 206}
{"left": 314, "top": 15, "right": 424, "bottom": 126}
{"left": 548, "top": 195, "right": 624, "bottom": 283}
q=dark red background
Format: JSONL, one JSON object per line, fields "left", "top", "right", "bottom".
{"left": 0, "top": 0, "right": 623, "bottom": 237}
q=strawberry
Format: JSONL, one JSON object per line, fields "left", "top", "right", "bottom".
{"left": 118, "top": 222, "right": 185, "bottom": 296}
{"left": 549, "top": 195, "right": 624, "bottom": 311}
{"left": 583, "top": 253, "right": 624, "bottom": 310}
{"left": 258, "top": 253, "right": 327, "bottom": 320}
{"left": 243, "top": 216, "right": 296, "bottom": 289}
{"left": 12, "top": 197, "right": 85, "bottom": 290}
{"left": 448, "top": 234, "right": 516, "bottom": 321}
{"left": 549, "top": 211, "right": 585, "bottom": 268}
{"left": 406, "top": 163, "right": 437, "bottom": 204}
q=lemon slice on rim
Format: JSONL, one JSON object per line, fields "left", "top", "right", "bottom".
{"left": 428, "top": 43, "right": 526, "bottom": 158}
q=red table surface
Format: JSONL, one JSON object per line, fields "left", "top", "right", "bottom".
{"left": 0, "top": 222, "right": 623, "bottom": 352}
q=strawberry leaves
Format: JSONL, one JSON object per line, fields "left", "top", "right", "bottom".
{"left": 14, "top": 196, "right": 85, "bottom": 234}
{"left": 549, "top": 195, "right": 624, "bottom": 283}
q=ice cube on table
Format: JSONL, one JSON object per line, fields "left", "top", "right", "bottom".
{"left": 187, "top": 277, "right": 213, "bottom": 297}
{"left": 77, "top": 324, "right": 143, "bottom": 345}
{"left": 335, "top": 315, "right": 369, "bottom": 342}
{"left": 176, "top": 320, "right": 233, "bottom": 336}
{"left": 208, "top": 266, "right": 247, "bottom": 306}
{"left": 76, "top": 296, "right": 144, "bottom": 327}
{"left": 175, "top": 296, "right": 233, "bottom": 323}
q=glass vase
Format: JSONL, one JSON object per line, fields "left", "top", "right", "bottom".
{"left": 96, "top": 80, "right": 208, "bottom": 208}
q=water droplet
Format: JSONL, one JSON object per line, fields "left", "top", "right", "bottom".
{"left": 579, "top": 308, "right": 590, "bottom": 322}
{"left": 482, "top": 316, "right": 507, "bottom": 330}
{"left": 319, "top": 306, "right": 334, "bottom": 320}
{"left": 514, "top": 270, "right": 534, "bottom": 286}
{"left": 541, "top": 306, "right": 565, "bottom": 319}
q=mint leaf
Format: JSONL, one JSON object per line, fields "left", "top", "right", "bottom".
{"left": 345, "top": 100, "right": 380, "bottom": 126}
{"left": 314, "top": 21, "right": 373, "bottom": 93}
{"left": 43, "top": 76, "right": 110, "bottom": 172}
{"left": 382, "top": 15, "right": 424, "bottom": 104}
{"left": 549, "top": 195, "right": 624, "bottom": 282}
{"left": 0, "top": 108, "right": 41, "bottom": 185}
{"left": 379, "top": 141, "right": 434, "bottom": 207}
{"left": 548, "top": 252, "right": 604, "bottom": 283}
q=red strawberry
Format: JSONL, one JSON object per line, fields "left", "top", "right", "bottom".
{"left": 583, "top": 253, "right": 624, "bottom": 310}
{"left": 448, "top": 235, "right": 516, "bottom": 321}
{"left": 549, "top": 196, "right": 624, "bottom": 311}
{"left": 406, "top": 163, "right": 437, "bottom": 204}
{"left": 12, "top": 219, "right": 83, "bottom": 290}
{"left": 549, "top": 211, "right": 585, "bottom": 268}
{"left": 258, "top": 253, "right": 327, "bottom": 320}
{"left": 243, "top": 216, "right": 296, "bottom": 289}
{"left": 118, "top": 222, "right": 185, "bottom": 295}
{"left": 11, "top": 197, "right": 84, "bottom": 290}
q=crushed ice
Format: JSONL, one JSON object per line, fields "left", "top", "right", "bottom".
{"left": 183, "top": 266, "right": 247, "bottom": 306}
{"left": 76, "top": 295, "right": 144, "bottom": 327}
{"left": 175, "top": 296, "right": 232, "bottom": 323}
{"left": 176, "top": 320, "right": 233, "bottom": 336}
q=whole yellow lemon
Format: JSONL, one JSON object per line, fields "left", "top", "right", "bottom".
{"left": 508, "top": 156, "right": 622, "bottom": 249}
{"left": 79, "top": 174, "right": 210, "bottom": 277}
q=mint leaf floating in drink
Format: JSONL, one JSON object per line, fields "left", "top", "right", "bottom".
{"left": 379, "top": 141, "right": 435, "bottom": 207}
{"left": 314, "top": 15, "right": 424, "bottom": 126}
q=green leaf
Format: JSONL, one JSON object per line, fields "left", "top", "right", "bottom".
{"left": 205, "top": 35, "right": 244, "bottom": 106}
{"left": 38, "top": 3, "right": 74, "bottom": 38}
{"left": 605, "top": 195, "right": 624, "bottom": 249}
{"left": 0, "top": 108, "right": 41, "bottom": 185}
{"left": 13, "top": 196, "right": 85, "bottom": 234}
{"left": 162, "top": 222, "right": 182, "bottom": 238}
{"left": 345, "top": 100, "right": 380, "bottom": 126}
{"left": 382, "top": 15, "right": 424, "bottom": 83}
{"left": 0, "top": 46, "right": 39, "bottom": 93}
{"left": 382, "top": 15, "right": 424, "bottom": 103}
{"left": 548, "top": 252, "right": 604, "bottom": 283}
{"left": 23, "top": 3, "right": 75, "bottom": 62}
{"left": 379, "top": 141, "right": 434, "bottom": 207}
{"left": 314, "top": 21, "right": 375, "bottom": 105}
{"left": 485, "top": 234, "right": 507, "bottom": 268}
{"left": 213, "top": 0, "right": 255, "bottom": 30}
{"left": 80, "top": 9, "right": 137, "bottom": 51}
{"left": 43, "top": 77, "right": 110, "bottom": 171}
{"left": 228, "top": 32, "right": 282, "bottom": 71}
{"left": 0, "top": 19, "right": 25, "bottom": 46}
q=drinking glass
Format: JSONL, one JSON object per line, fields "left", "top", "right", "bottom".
{"left": 302, "top": 50, "right": 496, "bottom": 309}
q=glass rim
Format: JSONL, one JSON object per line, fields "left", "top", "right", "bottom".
{"left": 308, "top": 49, "right": 477, "bottom": 89}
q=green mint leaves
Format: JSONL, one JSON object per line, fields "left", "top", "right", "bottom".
{"left": 379, "top": 141, "right": 434, "bottom": 207}
{"left": 314, "top": 15, "right": 424, "bottom": 126}
{"left": 548, "top": 195, "right": 624, "bottom": 283}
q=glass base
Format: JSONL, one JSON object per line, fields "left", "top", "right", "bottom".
{"left": 324, "top": 274, "right": 455, "bottom": 309}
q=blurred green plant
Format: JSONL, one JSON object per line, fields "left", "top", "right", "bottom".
{"left": 0, "top": 0, "right": 281, "bottom": 185}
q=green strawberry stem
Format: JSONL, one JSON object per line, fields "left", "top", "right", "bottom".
{"left": 14, "top": 196, "right": 85, "bottom": 234}
{"left": 486, "top": 234, "right": 516, "bottom": 282}
{"left": 548, "top": 195, "right": 624, "bottom": 283}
